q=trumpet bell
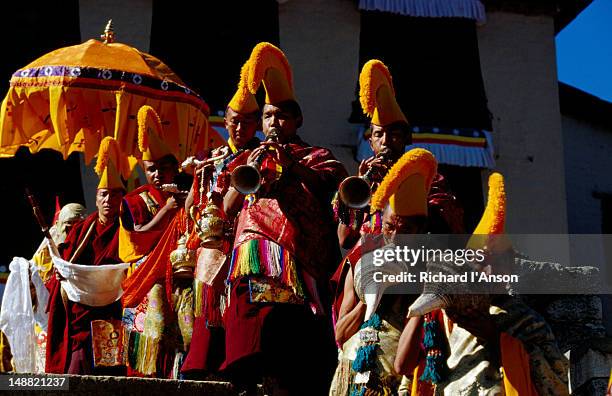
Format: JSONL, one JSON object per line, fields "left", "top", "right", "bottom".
{"left": 231, "top": 164, "right": 262, "bottom": 194}
{"left": 338, "top": 176, "right": 371, "bottom": 209}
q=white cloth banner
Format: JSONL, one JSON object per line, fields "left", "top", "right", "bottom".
{"left": 50, "top": 253, "right": 129, "bottom": 307}
{"left": 0, "top": 257, "right": 36, "bottom": 373}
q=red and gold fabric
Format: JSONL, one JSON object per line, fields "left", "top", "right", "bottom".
{"left": 181, "top": 139, "right": 257, "bottom": 375}
{"left": 222, "top": 138, "right": 347, "bottom": 373}
{"left": 119, "top": 184, "right": 167, "bottom": 263}
{"left": 233, "top": 137, "right": 348, "bottom": 281}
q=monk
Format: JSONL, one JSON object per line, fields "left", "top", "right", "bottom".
{"left": 122, "top": 154, "right": 180, "bottom": 234}
{"left": 119, "top": 106, "right": 192, "bottom": 379}
{"left": 221, "top": 42, "right": 348, "bottom": 395}
{"left": 394, "top": 173, "right": 569, "bottom": 395}
{"left": 45, "top": 137, "right": 127, "bottom": 375}
{"left": 330, "top": 149, "right": 436, "bottom": 396}
{"left": 336, "top": 60, "right": 463, "bottom": 250}
{"left": 181, "top": 59, "right": 261, "bottom": 378}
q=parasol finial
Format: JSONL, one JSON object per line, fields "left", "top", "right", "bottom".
{"left": 101, "top": 19, "right": 115, "bottom": 44}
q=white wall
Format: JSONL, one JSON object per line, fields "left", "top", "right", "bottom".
{"left": 278, "top": 0, "right": 361, "bottom": 174}
{"left": 78, "top": 0, "right": 153, "bottom": 211}
{"left": 79, "top": 0, "right": 152, "bottom": 51}
{"left": 478, "top": 11, "right": 568, "bottom": 233}
{"left": 562, "top": 115, "right": 612, "bottom": 233}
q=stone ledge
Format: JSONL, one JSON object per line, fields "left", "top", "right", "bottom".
{"left": 1, "top": 373, "right": 257, "bottom": 396}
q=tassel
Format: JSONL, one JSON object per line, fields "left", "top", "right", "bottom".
{"left": 419, "top": 312, "right": 447, "bottom": 384}
{"left": 361, "top": 312, "right": 382, "bottom": 330}
{"left": 269, "top": 241, "right": 282, "bottom": 277}
{"left": 352, "top": 344, "right": 378, "bottom": 372}
{"left": 422, "top": 317, "right": 440, "bottom": 349}
{"left": 420, "top": 350, "right": 445, "bottom": 384}
{"left": 350, "top": 385, "right": 366, "bottom": 396}
{"left": 227, "top": 239, "right": 305, "bottom": 298}
{"left": 249, "top": 239, "right": 261, "bottom": 274}
{"left": 353, "top": 313, "right": 382, "bottom": 373}
{"left": 203, "top": 283, "right": 223, "bottom": 327}
{"left": 193, "top": 279, "right": 203, "bottom": 317}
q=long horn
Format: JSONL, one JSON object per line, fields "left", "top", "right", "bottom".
{"left": 230, "top": 128, "right": 281, "bottom": 194}
{"left": 231, "top": 164, "right": 262, "bottom": 194}
{"left": 181, "top": 151, "right": 230, "bottom": 170}
{"left": 338, "top": 148, "right": 392, "bottom": 209}
{"left": 338, "top": 176, "right": 371, "bottom": 209}
{"left": 407, "top": 293, "right": 450, "bottom": 318}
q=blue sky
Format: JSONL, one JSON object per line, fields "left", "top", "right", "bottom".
{"left": 556, "top": 0, "right": 612, "bottom": 102}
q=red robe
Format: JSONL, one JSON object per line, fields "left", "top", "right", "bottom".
{"left": 181, "top": 142, "right": 257, "bottom": 375}
{"left": 222, "top": 137, "right": 347, "bottom": 380}
{"left": 45, "top": 212, "right": 122, "bottom": 374}
{"left": 233, "top": 137, "right": 348, "bottom": 281}
{"left": 119, "top": 184, "right": 169, "bottom": 261}
{"left": 121, "top": 183, "right": 194, "bottom": 378}
{"left": 122, "top": 184, "right": 166, "bottom": 228}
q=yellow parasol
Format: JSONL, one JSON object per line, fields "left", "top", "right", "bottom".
{"left": 0, "top": 21, "right": 213, "bottom": 164}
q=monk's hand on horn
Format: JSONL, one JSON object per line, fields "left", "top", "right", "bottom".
{"left": 260, "top": 141, "right": 294, "bottom": 168}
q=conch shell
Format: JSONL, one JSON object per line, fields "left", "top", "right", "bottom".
{"left": 406, "top": 260, "right": 488, "bottom": 318}
{"left": 408, "top": 172, "right": 508, "bottom": 318}
{"left": 354, "top": 246, "right": 410, "bottom": 321}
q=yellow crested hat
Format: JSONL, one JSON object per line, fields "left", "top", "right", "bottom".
{"left": 370, "top": 148, "right": 437, "bottom": 216}
{"left": 137, "top": 105, "right": 173, "bottom": 162}
{"left": 360, "top": 59, "right": 407, "bottom": 127}
{"left": 247, "top": 42, "right": 295, "bottom": 105}
{"left": 95, "top": 137, "right": 129, "bottom": 190}
{"left": 468, "top": 172, "right": 512, "bottom": 252}
{"left": 228, "top": 60, "right": 259, "bottom": 114}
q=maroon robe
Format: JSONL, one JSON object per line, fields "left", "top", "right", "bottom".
{"left": 221, "top": 137, "right": 346, "bottom": 393}
{"left": 45, "top": 212, "right": 123, "bottom": 374}
{"left": 122, "top": 184, "right": 166, "bottom": 228}
{"left": 181, "top": 142, "right": 258, "bottom": 376}
{"left": 233, "top": 137, "right": 348, "bottom": 281}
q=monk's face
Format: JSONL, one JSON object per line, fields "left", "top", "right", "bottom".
{"left": 262, "top": 103, "right": 302, "bottom": 144}
{"left": 143, "top": 156, "right": 178, "bottom": 189}
{"left": 96, "top": 188, "right": 123, "bottom": 223}
{"left": 382, "top": 205, "right": 426, "bottom": 243}
{"left": 225, "top": 107, "right": 259, "bottom": 148}
{"left": 369, "top": 123, "right": 410, "bottom": 162}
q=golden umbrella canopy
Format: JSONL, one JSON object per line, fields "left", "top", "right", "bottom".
{"left": 0, "top": 21, "right": 212, "bottom": 164}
